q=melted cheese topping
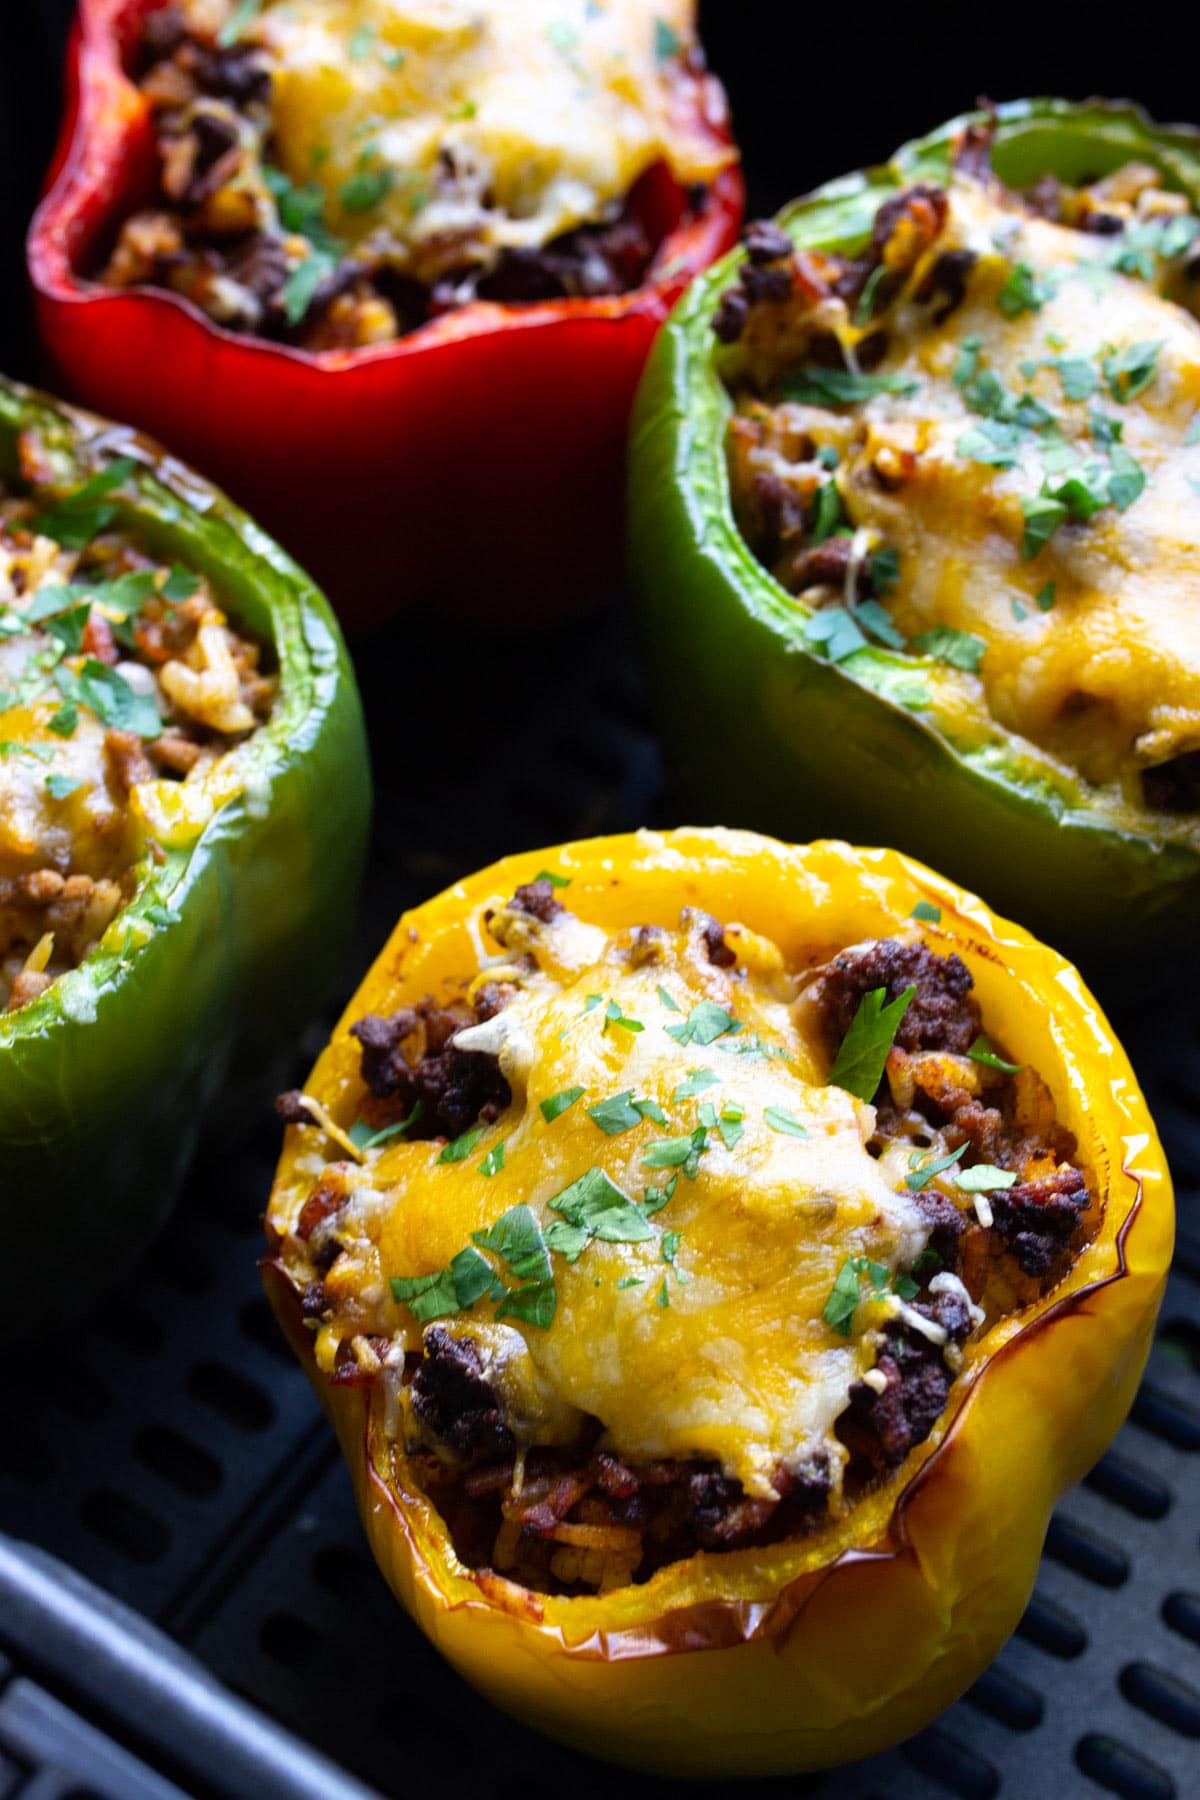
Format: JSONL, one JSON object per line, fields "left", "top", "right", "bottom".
{"left": 838, "top": 183, "right": 1200, "bottom": 800}
{"left": 258, "top": 0, "right": 730, "bottom": 269}
{"left": 302, "top": 911, "right": 930, "bottom": 1501}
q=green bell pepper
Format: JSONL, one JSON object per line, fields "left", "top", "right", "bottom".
{"left": 628, "top": 100, "right": 1200, "bottom": 970}
{"left": 0, "top": 375, "right": 370, "bottom": 1334}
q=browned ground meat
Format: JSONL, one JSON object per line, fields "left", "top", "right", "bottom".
{"left": 507, "top": 879, "right": 564, "bottom": 923}
{"left": 412, "top": 1329, "right": 516, "bottom": 1465}
{"left": 990, "top": 1169, "right": 1091, "bottom": 1274}
{"left": 349, "top": 997, "right": 511, "bottom": 1140}
{"left": 812, "top": 937, "right": 980, "bottom": 1059}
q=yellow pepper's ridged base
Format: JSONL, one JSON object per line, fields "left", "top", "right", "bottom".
{"left": 264, "top": 828, "right": 1171, "bottom": 1776}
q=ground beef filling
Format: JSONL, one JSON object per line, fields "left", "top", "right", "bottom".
{"left": 97, "top": 6, "right": 692, "bottom": 350}
{"left": 0, "top": 471, "right": 275, "bottom": 1010}
{"left": 284, "top": 913, "right": 1092, "bottom": 1595}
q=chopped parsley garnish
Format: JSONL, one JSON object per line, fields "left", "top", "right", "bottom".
{"left": 603, "top": 999, "right": 644, "bottom": 1035}
{"left": 911, "top": 900, "right": 941, "bottom": 923}
{"left": 642, "top": 1126, "right": 708, "bottom": 1179}
{"left": 905, "top": 1144, "right": 966, "bottom": 1191}
{"left": 953, "top": 333, "right": 984, "bottom": 388}
{"left": 587, "top": 1090, "right": 666, "bottom": 1134}
{"left": 656, "top": 984, "right": 682, "bottom": 1013}
{"left": 854, "top": 600, "right": 906, "bottom": 650}
{"left": 672, "top": 1067, "right": 719, "bottom": 1102}
{"left": 32, "top": 459, "right": 137, "bottom": 549}
{"left": 438, "top": 1125, "right": 485, "bottom": 1164}
{"left": 540, "top": 1084, "right": 585, "bottom": 1123}
{"left": 655, "top": 1278, "right": 671, "bottom": 1309}
{"left": 143, "top": 902, "right": 182, "bottom": 928}
{"left": 968, "top": 1034, "right": 1023, "bottom": 1074}
{"left": 912, "top": 626, "right": 986, "bottom": 674}
{"left": 664, "top": 999, "right": 743, "bottom": 1047}
{"left": 56, "top": 661, "right": 160, "bottom": 739}
{"left": 803, "top": 606, "right": 868, "bottom": 663}
{"left": 778, "top": 368, "right": 918, "bottom": 407}
{"left": 217, "top": 0, "right": 261, "bottom": 48}
{"left": 660, "top": 1231, "right": 688, "bottom": 1283}
{"left": 1035, "top": 581, "right": 1057, "bottom": 612}
{"left": 347, "top": 22, "right": 376, "bottom": 58}
{"left": 714, "top": 1100, "right": 745, "bottom": 1152}
{"left": 764, "top": 1106, "right": 808, "bottom": 1138}
{"left": 653, "top": 16, "right": 682, "bottom": 60}
{"left": 263, "top": 168, "right": 336, "bottom": 250}
{"left": 617, "top": 1276, "right": 643, "bottom": 1290}
{"left": 1020, "top": 491, "right": 1068, "bottom": 559}
{"left": 1101, "top": 339, "right": 1162, "bottom": 404}
{"left": 870, "top": 546, "right": 900, "bottom": 595}
{"left": 821, "top": 1256, "right": 917, "bottom": 1337}
{"left": 1107, "top": 445, "right": 1147, "bottom": 511}
{"left": 47, "top": 701, "right": 77, "bottom": 738}
{"left": 996, "top": 260, "right": 1053, "bottom": 318}
{"left": 340, "top": 165, "right": 394, "bottom": 213}
{"left": 854, "top": 264, "right": 889, "bottom": 327}
{"left": 162, "top": 566, "right": 201, "bottom": 603}
{"left": 827, "top": 984, "right": 914, "bottom": 1102}
{"left": 641, "top": 1173, "right": 678, "bottom": 1215}
{"left": 472, "top": 1205, "right": 557, "bottom": 1326}
{"left": 45, "top": 773, "right": 80, "bottom": 800}
{"left": 391, "top": 1246, "right": 501, "bottom": 1326}
{"left": 282, "top": 250, "right": 336, "bottom": 327}
{"left": 349, "top": 1100, "right": 422, "bottom": 1151}
{"left": 549, "top": 1166, "right": 654, "bottom": 1245}
{"left": 535, "top": 867, "right": 572, "bottom": 888}
{"left": 955, "top": 1163, "right": 1018, "bottom": 1194}
{"left": 810, "top": 480, "right": 844, "bottom": 544}
{"left": 478, "top": 1140, "right": 506, "bottom": 1177}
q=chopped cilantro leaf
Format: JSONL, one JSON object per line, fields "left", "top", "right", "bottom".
{"left": 217, "top": 0, "right": 261, "bottom": 47}
{"left": 821, "top": 1259, "right": 865, "bottom": 1336}
{"left": 390, "top": 1245, "right": 498, "bottom": 1325}
{"left": 854, "top": 263, "right": 889, "bottom": 327}
{"left": 854, "top": 599, "right": 906, "bottom": 650}
{"left": 162, "top": 566, "right": 201, "bottom": 603}
{"left": 47, "top": 700, "right": 77, "bottom": 737}
{"left": 45, "top": 773, "right": 80, "bottom": 800}
{"left": 905, "top": 1143, "right": 966, "bottom": 1191}
{"left": 778, "top": 367, "right": 918, "bottom": 407}
{"left": 1020, "top": 491, "right": 1068, "bottom": 559}
{"left": 643, "top": 1126, "right": 708, "bottom": 1179}
{"left": 541, "top": 1084, "right": 585, "bottom": 1123}
{"left": 803, "top": 606, "right": 868, "bottom": 663}
{"left": 653, "top": 16, "right": 681, "bottom": 60}
{"left": 661, "top": 1230, "right": 688, "bottom": 1282}
{"left": 656, "top": 984, "right": 682, "bottom": 1013}
{"left": 912, "top": 626, "right": 986, "bottom": 673}
{"left": 349, "top": 1100, "right": 422, "bottom": 1151}
{"left": 348, "top": 22, "right": 376, "bottom": 58}
{"left": 810, "top": 480, "right": 844, "bottom": 544}
{"left": 664, "top": 999, "right": 743, "bottom": 1047}
{"left": 953, "top": 334, "right": 984, "bottom": 388}
{"left": 1107, "top": 445, "right": 1147, "bottom": 511}
{"left": 282, "top": 250, "right": 335, "bottom": 327}
{"left": 472, "top": 1205, "right": 557, "bottom": 1327}
{"left": 549, "top": 1166, "right": 654, "bottom": 1242}
{"left": 1035, "top": 581, "right": 1057, "bottom": 611}
{"left": 997, "top": 260, "right": 1052, "bottom": 318}
{"left": 828, "top": 983, "right": 914, "bottom": 1101}
{"left": 603, "top": 998, "right": 643, "bottom": 1035}
{"left": 438, "top": 1125, "right": 484, "bottom": 1163}
{"left": 478, "top": 1140, "right": 505, "bottom": 1177}
{"left": 58, "top": 661, "right": 161, "bottom": 739}
{"left": 672, "top": 1067, "right": 719, "bottom": 1103}
{"left": 870, "top": 546, "right": 900, "bottom": 595}
{"left": 543, "top": 1219, "right": 590, "bottom": 1263}
{"left": 534, "top": 868, "right": 571, "bottom": 888}
{"left": 655, "top": 1278, "right": 670, "bottom": 1309}
{"left": 764, "top": 1106, "right": 808, "bottom": 1138}
{"left": 641, "top": 1173, "right": 678, "bottom": 1216}
{"left": 1101, "top": 339, "right": 1162, "bottom": 403}
{"left": 911, "top": 900, "right": 941, "bottom": 923}
{"left": 955, "top": 1162, "right": 1018, "bottom": 1193}
{"left": 587, "top": 1089, "right": 655, "bottom": 1135}
{"left": 340, "top": 166, "right": 394, "bottom": 213}
{"left": 968, "top": 1035, "right": 1023, "bottom": 1074}
{"left": 616, "top": 1275, "right": 643, "bottom": 1289}
{"left": 32, "top": 458, "right": 137, "bottom": 549}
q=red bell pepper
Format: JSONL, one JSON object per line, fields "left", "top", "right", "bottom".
{"left": 28, "top": 0, "right": 743, "bottom": 630}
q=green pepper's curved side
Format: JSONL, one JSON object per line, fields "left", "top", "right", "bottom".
{"left": 628, "top": 100, "right": 1200, "bottom": 970}
{"left": 0, "top": 376, "right": 371, "bottom": 1334}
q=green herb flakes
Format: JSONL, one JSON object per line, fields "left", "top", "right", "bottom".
{"left": 45, "top": 773, "right": 80, "bottom": 800}
{"left": 764, "top": 1106, "right": 808, "bottom": 1139}
{"left": 778, "top": 367, "right": 918, "bottom": 407}
{"left": 653, "top": 16, "right": 681, "bottom": 60}
{"left": 905, "top": 1144, "right": 966, "bottom": 1191}
{"left": 535, "top": 868, "right": 572, "bottom": 888}
{"left": 540, "top": 1084, "right": 585, "bottom": 1123}
{"left": 1020, "top": 491, "right": 1068, "bottom": 559}
{"left": 664, "top": 998, "right": 743, "bottom": 1047}
{"left": 282, "top": 250, "right": 335, "bottom": 327}
{"left": 603, "top": 998, "right": 644, "bottom": 1035}
{"left": 672, "top": 1067, "right": 719, "bottom": 1103}
{"left": 912, "top": 626, "right": 986, "bottom": 673}
{"left": 438, "top": 1125, "right": 485, "bottom": 1164}
{"left": 340, "top": 166, "right": 394, "bottom": 214}
{"left": 997, "top": 260, "right": 1052, "bottom": 318}
{"left": 955, "top": 1162, "right": 1018, "bottom": 1194}
{"left": 550, "top": 1166, "right": 654, "bottom": 1243}
{"left": 828, "top": 983, "right": 914, "bottom": 1101}
{"left": 349, "top": 1100, "right": 422, "bottom": 1152}
{"left": 911, "top": 900, "right": 941, "bottom": 923}
{"left": 1101, "top": 339, "right": 1163, "bottom": 404}
{"left": 478, "top": 1140, "right": 506, "bottom": 1177}
{"left": 32, "top": 459, "right": 136, "bottom": 549}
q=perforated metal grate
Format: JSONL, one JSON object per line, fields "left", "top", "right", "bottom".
{"left": 0, "top": 603, "right": 1197, "bottom": 1800}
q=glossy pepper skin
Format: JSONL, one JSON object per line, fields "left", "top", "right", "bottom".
{"left": 29, "top": 0, "right": 744, "bottom": 631}
{"left": 627, "top": 101, "right": 1200, "bottom": 972}
{"left": 0, "top": 374, "right": 370, "bottom": 1336}
{"left": 262, "top": 827, "right": 1171, "bottom": 1777}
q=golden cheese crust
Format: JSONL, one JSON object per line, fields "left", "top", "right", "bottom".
{"left": 721, "top": 156, "right": 1200, "bottom": 835}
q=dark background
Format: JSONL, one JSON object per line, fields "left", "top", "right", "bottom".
{"left": 0, "top": 10, "right": 1198, "bottom": 1800}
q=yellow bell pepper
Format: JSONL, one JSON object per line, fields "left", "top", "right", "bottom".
{"left": 263, "top": 828, "right": 1171, "bottom": 1776}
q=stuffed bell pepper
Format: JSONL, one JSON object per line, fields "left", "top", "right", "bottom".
{"left": 629, "top": 101, "right": 1200, "bottom": 966}
{"left": 263, "top": 827, "right": 1170, "bottom": 1776}
{"left": 30, "top": 0, "right": 743, "bottom": 626}
{"left": 1, "top": 373, "right": 369, "bottom": 1334}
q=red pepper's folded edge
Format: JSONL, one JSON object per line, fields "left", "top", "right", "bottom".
{"left": 28, "top": 0, "right": 744, "bottom": 627}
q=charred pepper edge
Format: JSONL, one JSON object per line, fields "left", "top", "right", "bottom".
{"left": 260, "top": 833, "right": 1169, "bottom": 1662}
{"left": 29, "top": 0, "right": 746, "bottom": 369}
{"left": 628, "top": 99, "right": 1200, "bottom": 932}
{"left": 0, "top": 374, "right": 367, "bottom": 1047}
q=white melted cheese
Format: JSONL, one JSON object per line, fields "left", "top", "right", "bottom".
{"left": 257, "top": 0, "right": 730, "bottom": 274}
{"left": 351, "top": 922, "right": 931, "bottom": 1501}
